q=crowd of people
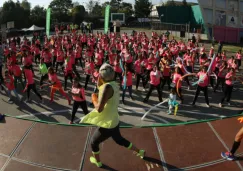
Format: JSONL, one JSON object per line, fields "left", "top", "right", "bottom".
{"left": 0, "top": 30, "right": 242, "bottom": 122}
{"left": 1, "top": 29, "right": 243, "bottom": 165}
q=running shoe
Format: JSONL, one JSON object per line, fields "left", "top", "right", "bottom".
{"left": 219, "top": 103, "right": 222, "bottom": 108}
{"left": 90, "top": 156, "right": 102, "bottom": 167}
{"left": 221, "top": 152, "right": 235, "bottom": 161}
{"left": 137, "top": 150, "right": 145, "bottom": 159}
{"left": 205, "top": 104, "right": 210, "bottom": 108}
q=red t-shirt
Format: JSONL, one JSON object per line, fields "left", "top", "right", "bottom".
{"left": 24, "top": 69, "right": 34, "bottom": 85}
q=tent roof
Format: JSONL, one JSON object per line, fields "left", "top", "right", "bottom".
{"left": 26, "top": 25, "right": 45, "bottom": 31}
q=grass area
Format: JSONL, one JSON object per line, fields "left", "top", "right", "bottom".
{"left": 216, "top": 44, "right": 242, "bottom": 54}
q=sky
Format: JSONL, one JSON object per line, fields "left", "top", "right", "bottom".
{"left": 1, "top": 0, "right": 198, "bottom": 9}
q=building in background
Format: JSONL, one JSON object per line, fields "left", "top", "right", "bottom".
{"left": 198, "top": 0, "right": 243, "bottom": 43}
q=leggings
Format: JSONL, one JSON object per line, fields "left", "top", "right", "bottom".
{"left": 35, "top": 54, "right": 40, "bottom": 65}
{"left": 161, "top": 76, "right": 171, "bottom": 90}
{"left": 52, "top": 56, "right": 57, "bottom": 67}
{"left": 221, "top": 84, "right": 233, "bottom": 103}
{"left": 50, "top": 87, "right": 70, "bottom": 101}
{"left": 14, "top": 76, "right": 25, "bottom": 89}
{"left": 122, "top": 85, "right": 132, "bottom": 102}
{"left": 144, "top": 84, "right": 162, "bottom": 102}
{"left": 192, "top": 86, "right": 209, "bottom": 105}
{"left": 27, "top": 84, "right": 42, "bottom": 100}
{"left": 214, "top": 77, "right": 225, "bottom": 92}
{"left": 84, "top": 75, "right": 90, "bottom": 90}
{"left": 64, "top": 72, "right": 73, "bottom": 89}
{"left": 91, "top": 124, "right": 131, "bottom": 153}
{"left": 45, "top": 62, "right": 52, "bottom": 69}
{"left": 136, "top": 74, "right": 146, "bottom": 90}
{"left": 56, "top": 62, "right": 64, "bottom": 72}
{"left": 71, "top": 101, "right": 89, "bottom": 122}
{"left": 115, "top": 72, "right": 123, "bottom": 83}
{"left": 40, "top": 74, "right": 48, "bottom": 87}
{"left": 75, "top": 58, "right": 83, "bottom": 68}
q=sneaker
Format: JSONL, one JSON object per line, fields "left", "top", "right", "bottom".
{"left": 69, "top": 121, "right": 73, "bottom": 124}
{"left": 136, "top": 150, "right": 145, "bottom": 159}
{"left": 167, "top": 110, "right": 172, "bottom": 115}
{"left": 205, "top": 104, "right": 210, "bottom": 108}
{"left": 142, "top": 88, "right": 146, "bottom": 92}
{"left": 228, "top": 103, "right": 231, "bottom": 106}
{"left": 7, "top": 98, "right": 12, "bottom": 102}
{"left": 219, "top": 103, "right": 222, "bottom": 108}
{"left": 221, "top": 152, "right": 235, "bottom": 161}
{"left": 130, "top": 96, "right": 134, "bottom": 101}
{"left": 187, "top": 86, "right": 190, "bottom": 90}
{"left": 90, "top": 156, "right": 102, "bottom": 167}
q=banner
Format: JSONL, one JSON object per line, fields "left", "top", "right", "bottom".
{"left": 104, "top": 5, "right": 110, "bottom": 34}
{"left": 46, "top": 8, "right": 51, "bottom": 38}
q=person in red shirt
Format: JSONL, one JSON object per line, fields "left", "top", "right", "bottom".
{"left": 172, "top": 67, "right": 183, "bottom": 103}
{"left": 64, "top": 56, "right": 74, "bottom": 90}
{"left": 160, "top": 59, "right": 171, "bottom": 90}
{"left": 134, "top": 54, "right": 146, "bottom": 91}
{"left": 47, "top": 67, "right": 71, "bottom": 105}
{"left": 122, "top": 64, "right": 134, "bottom": 105}
{"left": 68, "top": 77, "right": 88, "bottom": 124}
{"left": 23, "top": 66, "right": 42, "bottom": 103}
{"left": 214, "top": 61, "right": 227, "bottom": 92}
{"left": 192, "top": 66, "right": 210, "bottom": 107}
{"left": 143, "top": 64, "right": 162, "bottom": 103}
{"left": 219, "top": 68, "right": 235, "bottom": 107}
{"left": 4, "top": 70, "right": 20, "bottom": 102}
{"left": 9, "top": 62, "right": 24, "bottom": 90}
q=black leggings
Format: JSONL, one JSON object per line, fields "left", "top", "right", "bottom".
{"left": 161, "top": 76, "right": 171, "bottom": 90}
{"left": 84, "top": 75, "right": 90, "bottom": 89}
{"left": 221, "top": 84, "right": 233, "bottom": 103}
{"left": 214, "top": 77, "right": 225, "bottom": 92}
{"left": 144, "top": 84, "right": 162, "bottom": 102}
{"left": 136, "top": 74, "right": 146, "bottom": 89}
{"left": 40, "top": 74, "right": 48, "bottom": 87}
{"left": 91, "top": 124, "right": 131, "bottom": 153}
{"left": 192, "top": 86, "right": 209, "bottom": 105}
{"left": 64, "top": 73, "right": 73, "bottom": 89}
{"left": 27, "top": 83, "right": 42, "bottom": 100}
{"left": 56, "top": 62, "right": 64, "bottom": 72}
{"left": 75, "top": 58, "right": 83, "bottom": 68}
{"left": 71, "top": 101, "right": 88, "bottom": 122}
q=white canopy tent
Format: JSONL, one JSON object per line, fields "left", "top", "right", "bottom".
{"left": 26, "top": 25, "right": 45, "bottom": 31}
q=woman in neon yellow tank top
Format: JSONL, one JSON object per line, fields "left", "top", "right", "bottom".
{"left": 81, "top": 63, "right": 145, "bottom": 168}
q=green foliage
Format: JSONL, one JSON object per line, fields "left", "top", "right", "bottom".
{"left": 49, "top": 0, "right": 73, "bottom": 22}
{"left": 30, "top": 5, "right": 46, "bottom": 26}
{"left": 134, "top": 0, "right": 152, "bottom": 18}
{"left": 70, "top": 5, "right": 86, "bottom": 24}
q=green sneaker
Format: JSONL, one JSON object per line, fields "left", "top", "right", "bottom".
{"left": 137, "top": 150, "right": 145, "bottom": 159}
{"left": 90, "top": 156, "right": 102, "bottom": 167}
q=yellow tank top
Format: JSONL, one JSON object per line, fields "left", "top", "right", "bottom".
{"left": 80, "top": 81, "right": 119, "bottom": 129}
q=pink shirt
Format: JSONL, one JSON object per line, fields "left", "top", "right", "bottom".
{"left": 24, "top": 69, "right": 34, "bottom": 85}
{"left": 85, "top": 62, "right": 94, "bottom": 75}
{"left": 122, "top": 72, "right": 133, "bottom": 86}
{"left": 218, "top": 67, "right": 227, "bottom": 78}
{"left": 197, "top": 71, "right": 209, "bottom": 87}
{"left": 150, "top": 71, "right": 161, "bottom": 86}
{"left": 113, "top": 61, "right": 122, "bottom": 73}
{"left": 225, "top": 72, "right": 233, "bottom": 86}
{"left": 48, "top": 73, "right": 61, "bottom": 87}
{"left": 72, "top": 87, "right": 86, "bottom": 101}
{"left": 134, "top": 60, "right": 142, "bottom": 74}
{"left": 236, "top": 53, "right": 242, "bottom": 60}
{"left": 173, "top": 73, "right": 182, "bottom": 88}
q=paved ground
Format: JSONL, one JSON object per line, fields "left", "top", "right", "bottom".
{"left": 1, "top": 31, "right": 243, "bottom": 126}
{"left": 1, "top": 61, "right": 243, "bottom": 127}
{"left": 1, "top": 116, "right": 243, "bottom": 171}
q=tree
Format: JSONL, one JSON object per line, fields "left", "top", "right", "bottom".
{"left": 118, "top": 2, "right": 133, "bottom": 18}
{"left": 30, "top": 5, "right": 46, "bottom": 26}
{"left": 70, "top": 5, "right": 86, "bottom": 24}
{"left": 91, "top": 2, "right": 102, "bottom": 17}
{"left": 182, "top": 0, "right": 188, "bottom": 6}
{"left": 165, "top": 0, "right": 176, "bottom": 6}
{"left": 0, "top": 0, "right": 29, "bottom": 28}
{"left": 134, "top": 0, "right": 152, "bottom": 18}
{"left": 21, "top": 0, "right": 31, "bottom": 11}
{"left": 86, "top": 0, "right": 95, "bottom": 14}
{"left": 49, "top": 0, "right": 73, "bottom": 22}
